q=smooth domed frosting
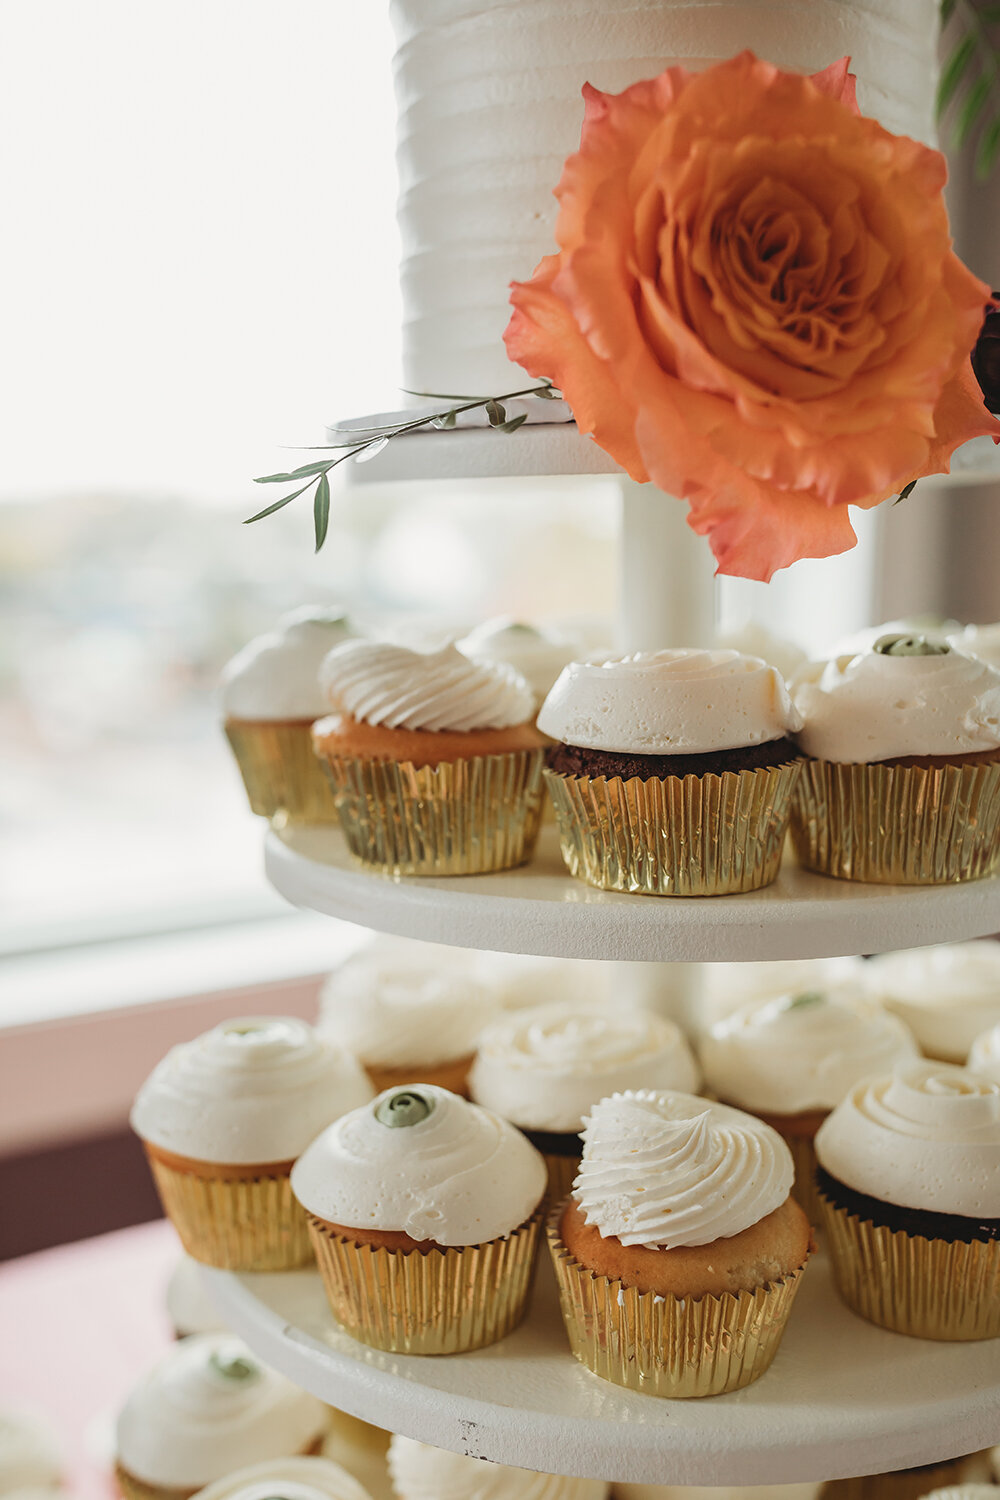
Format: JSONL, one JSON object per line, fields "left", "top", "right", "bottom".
{"left": 815, "top": 1059, "right": 1000, "bottom": 1216}
{"left": 115, "top": 1336, "right": 328, "bottom": 1489}
{"left": 695, "top": 956, "right": 866, "bottom": 1032}
{"left": 317, "top": 947, "right": 496, "bottom": 1068}
{"left": 863, "top": 943, "right": 1000, "bottom": 1062}
{"left": 699, "top": 989, "right": 918, "bottom": 1115}
{"left": 165, "top": 1256, "right": 227, "bottom": 1338}
{"left": 0, "top": 1411, "right": 61, "bottom": 1493}
{"left": 948, "top": 622, "right": 1000, "bottom": 667}
{"left": 191, "top": 1456, "right": 372, "bottom": 1500}
{"left": 969, "top": 1025, "right": 1000, "bottom": 1085}
{"left": 131, "top": 1017, "right": 373, "bottom": 1165}
{"left": 458, "top": 619, "right": 581, "bottom": 705}
{"left": 713, "top": 623, "right": 808, "bottom": 685}
{"left": 470, "top": 1003, "right": 700, "bottom": 1133}
{"left": 574, "top": 1090, "right": 794, "bottom": 1249}
{"left": 291, "top": 1084, "right": 546, "bottom": 1245}
{"left": 319, "top": 640, "right": 534, "bottom": 731}
{"left": 220, "top": 607, "right": 356, "bottom": 720}
{"left": 387, "top": 1436, "right": 608, "bottom": 1500}
{"left": 792, "top": 644, "right": 1000, "bottom": 762}
{"left": 537, "top": 650, "right": 801, "bottom": 754}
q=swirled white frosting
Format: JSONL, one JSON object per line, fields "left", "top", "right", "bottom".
{"left": 969, "top": 1025, "right": 1000, "bottom": 1085}
{"left": 470, "top": 1003, "right": 700, "bottom": 1133}
{"left": 458, "top": 619, "right": 581, "bottom": 705}
{"left": 317, "top": 945, "right": 496, "bottom": 1068}
{"left": 814, "top": 1059, "right": 1000, "bottom": 1215}
{"left": 792, "top": 648, "right": 1000, "bottom": 762}
{"left": 917, "top": 1490, "right": 1000, "bottom": 1500}
{"left": 220, "top": 607, "right": 357, "bottom": 720}
{"left": 615, "top": 1486, "right": 820, "bottom": 1500}
{"left": 574, "top": 1090, "right": 793, "bottom": 1249}
{"left": 115, "top": 1335, "right": 328, "bottom": 1489}
{"left": 537, "top": 650, "right": 801, "bottom": 754}
{"left": 695, "top": 957, "right": 866, "bottom": 1033}
{"left": 863, "top": 943, "right": 1000, "bottom": 1063}
{"left": 291, "top": 1084, "right": 546, "bottom": 1245}
{"left": 713, "top": 623, "right": 808, "bottom": 685}
{"left": 387, "top": 1437, "right": 608, "bottom": 1500}
{"left": 192, "top": 1457, "right": 372, "bottom": 1500}
{"left": 699, "top": 989, "right": 918, "bottom": 1115}
{"left": 0, "top": 1412, "right": 61, "bottom": 1493}
{"left": 165, "top": 1256, "right": 227, "bottom": 1338}
{"left": 319, "top": 640, "right": 534, "bottom": 732}
{"left": 948, "top": 622, "right": 1000, "bottom": 668}
{"left": 130, "top": 1017, "right": 373, "bottom": 1165}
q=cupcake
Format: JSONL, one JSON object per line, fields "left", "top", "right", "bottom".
{"left": 969, "top": 1025, "right": 1000, "bottom": 1084}
{"left": 291, "top": 1084, "right": 546, "bottom": 1354}
{"left": 131, "top": 1016, "right": 372, "bottom": 1271}
{"left": 458, "top": 617, "right": 583, "bottom": 708}
{"left": 713, "top": 621, "right": 808, "bottom": 684}
{"left": 114, "top": 1336, "right": 328, "bottom": 1500}
{"left": 790, "top": 635, "right": 1000, "bottom": 883}
{"left": 616, "top": 1487, "right": 818, "bottom": 1500}
{"left": 815, "top": 1059, "right": 1000, "bottom": 1339}
{"left": 221, "top": 606, "right": 357, "bottom": 825}
{"left": 538, "top": 650, "right": 802, "bottom": 895}
{"left": 913, "top": 1491, "right": 1000, "bottom": 1500}
{"left": 469, "top": 1001, "right": 700, "bottom": 1199}
{"left": 695, "top": 956, "right": 865, "bottom": 1033}
{"left": 387, "top": 1435, "right": 608, "bottom": 1500}
{"left": 948, "top": 622, "right": 1000, "bottom": 667}
{"left": 0, "top": 1411, "right": 61, "bottom": 1496}
{"left": 311, "top": 641, "right": 546, "bottom": 875}
{"left": 316, "top": 938, "right": 496, "bottom": 1096}
{"left": 698, "top": 987, "right": 918, "bottom": 1221}
{"left": 863, "top": 942, "right": 1000, "bottom": 1063}
{"left": 190, "top": 1457, "right": 372, "bottom": 1500}
{"left": 165, "top": 1256, "right": 227, "bottom": 1339}
{"left": 819, "top": 1459, "right": 996, "bottom": 1500}
{"left": 548, "top": 1090, "right": 812, "bottom": 1397}
{"left": 320, "top": 1418, "right": 391, "bottom": 1500}
{"left": 479, "top": 952, "right": 618, "bottom": 1011}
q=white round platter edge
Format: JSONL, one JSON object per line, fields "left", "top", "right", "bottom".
{"left": 265, "top": 824, "right": 1000, "bottom": 962}
{"left": 202, "top": 1252, "right": 1000, "bottom": 1486}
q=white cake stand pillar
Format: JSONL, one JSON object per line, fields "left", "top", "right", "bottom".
{"left": 618, "top": 478, "right": 718, "bottom": 651}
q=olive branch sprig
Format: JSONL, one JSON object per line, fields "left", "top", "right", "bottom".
{"left": 247, "top": 379, "right": 563, "bottom": 551}
{"left": 939, "top": 0, "right": 1000, "bottom": 180}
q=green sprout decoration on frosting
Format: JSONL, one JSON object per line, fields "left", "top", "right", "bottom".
{"left": 209, "top": 1350, "right": 260, "bottom": 1383}
{"left": 873, "top": 633, "right": 952, "bottom": 657}
{"left": 375, "top": 1089, "right": 435, "bottom": 1128}
{"left": 782, "top": 991, "right": 826, "bottom": 1011}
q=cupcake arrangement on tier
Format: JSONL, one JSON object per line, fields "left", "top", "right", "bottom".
{"left": 222, "top": 608, "right": 1000, "bottom": 893}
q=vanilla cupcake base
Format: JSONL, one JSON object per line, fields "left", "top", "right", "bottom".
{"left": 225, "top": 719, "right": 338, "bottom": 825}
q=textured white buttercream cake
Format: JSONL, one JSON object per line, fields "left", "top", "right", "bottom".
{"left": 389, "top": 0, "right": 939, "bottom": 396}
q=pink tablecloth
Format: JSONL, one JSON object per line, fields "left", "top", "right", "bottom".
{"left": 0, "top": 1219, "right": 180, "bottom": 1499}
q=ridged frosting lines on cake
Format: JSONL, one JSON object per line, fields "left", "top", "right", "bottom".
{"left": 319, "top": 640, "right": 534, "bottom": 731}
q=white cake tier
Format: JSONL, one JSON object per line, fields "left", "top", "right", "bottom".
{"left": 390, "top": 0, "right": 939, "bottom": 396}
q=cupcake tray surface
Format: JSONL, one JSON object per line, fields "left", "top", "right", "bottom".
{"left": 202, "top": 1250, "right": 1000, "bottom": 1486}
{"left": 264, "top": 823, "right": 1000, "bottom": 962}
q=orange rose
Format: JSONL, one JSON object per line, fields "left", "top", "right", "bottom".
{"left": 505, "top": 53, "right": 1000, "bottom": 582}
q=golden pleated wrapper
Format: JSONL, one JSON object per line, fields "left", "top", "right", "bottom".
{"left": 224, "top": 720, "right": 339, "bottom": 825}
{"left": 819, "top": 1457, "right": 974, "bottom": 1500}
{"left": 144, "top": 1152, "right": 313, "bottom": 1272}
{"left": 544, "top": 762, "right": 801, "bottom": 896}
{"left": 818, "top": 1191, "right": 1000, "bottom": 1340}
{"left": 790, "top": 756, "right": 1000, "bottom": 884}
{"left": 546, "top": 1204, "right": 809, "bottom": 1397}
{"left": 307, "top": 1210, "right": 543, "bottom": 1354}
{"left": 318, "top": 749, "right": 545, "bottom": 876}
{"left": 115, "top": 1465, "right": 194, "bottom": 1500}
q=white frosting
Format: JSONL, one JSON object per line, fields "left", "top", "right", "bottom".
{"left": 191, "top": 1457, "right": 372, "bottom": 1500}
{"left": 574, "top": 1090, "right": 794, "bottom": 1248}
{"left": 0, "top": 1412, "right": 61, "bottom": 1493}
{"left": 220, "top": 607, "right": 356, "bottom": 720}
{"left": 478, "top": 953, "right": 620, "bottom": 1012}
{"left": 699, "top": 989, "right": 918, "bottom": 1115}
{"left": 537, "top": 650, "right": 801, "bottom": 754}
{"left": 713, "top": 624, "right": 808, "bottom": 685}
{"left": 470, "top": 1002, "right": 700, "bottom": 1133}
{"left": 814, "top": 1059, "right": 1000, "bottom": 1216}
{"left": 695, "top": 957, "right": 865, "bottom": 1033}
{"left": 969, "top": 1025, "right": 1000, "bottom": 1085}
{"left": 317, "top": 946, "right": 496, "bottom": 1067}
{"left": 831, "top": 617, "right": 959, "bottom": 658}
{"left": 165, "top": 1256, "right": 227, "bottom": 1338}
{"left": 390, "top": 0, "right": 939, "bottom": 396}
{"left": 131, "top": 1017, "right": 373, "bottom": 1165}
{"left": 949, "top": 623, "right": 1000, "bottom": 668}
{"left": 291, "top": 1084, "right": 546, "bottom": 1245}
{"left": 792, "top": 648, "right": 1000, "bottom": 763}
{"left": 388, "top": 1437, "right": 608, "bottom": 1500}
{"left": 863, "top": 943, "right": 1000, "bottom": 1063}
{"left": 458, "top": 619, "right": 581, "bottom": 705}
{"left": 916, "top": 1491, "right": 1000, "bottom": 1500}
{"left": 115, "top": 1335, "right": 328, "bottom": 1489}
{"left": 319, "top": 640, "right": 533, "bottom": 731}
{"left": 615, "top": 1486, "right": 820, "bottom": 1500}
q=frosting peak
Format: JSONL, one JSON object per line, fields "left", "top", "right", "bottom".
{"left": 319, "top": 640, "right": 534, "bottom": 731}
{"left": 220, "top": 606, "right": 356, "bottom": 720}
{"left": 537, "top": 649, "right": 801, "bottom": 754}
{"left": 458, "top": 617, "right": 581, "bottom": 704}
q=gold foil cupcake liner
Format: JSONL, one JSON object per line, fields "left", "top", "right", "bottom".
{"left": 790, "top": 756, "right": 1000, "bottom": 884}
{"left": 115, "top": 1465, "right": 194, "bottom": 1500}
{"left": 819, "top": 1193, "right": 1000, "bottom": 1340}
{"left": 306, "top": 1211, "right": 542, "bottom": 1354}
{"left": 318, "top": 749, "right": 545, "bottom": 876}
{"left": 225, "top": 720, "right": 339, "bottom": 826}
{"left": 546, "top": 1203, "right": 808, "bottom": 1397}
{"left": 543, "top": 762, "right": 801, "bottom": 896}
{"left": 145, "top": 1153, "right": 313, "bottom": 1272}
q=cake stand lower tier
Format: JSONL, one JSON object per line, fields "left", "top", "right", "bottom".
{"left": 202, "top": 1252, "right": 1000, "bottom": 1486}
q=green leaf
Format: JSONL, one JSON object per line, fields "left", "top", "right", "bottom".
{"left": 535, "top": 383, "right": 562, "bottom": 399}
{"left": 485, "top": 399, "right": 507, "bottom": 426}
{"left": 894, "top": 479, "right": 918, "bottom": 506}
{"left": 313, "top": 472, "right": 331, "bottom": 552}
{"left": 941, "top": 0, "right": 957, "bottom": 23}
{"left": 401, "top": 387, "right": 484, "bottom": 401}
{"left": 254, "top": 460, "right": 332, "bottom": 485}
{"left": 431, "top": 410, "right": 458, "bottom": 429}
{"left": 955, "top": 71, "right": 991, "bottom": 147}
{"left": 353, "top": 435, "right": 390, "bottom": 463}
{"left": 976, "top": 112, "right": 1000, "bottom": 179}
{"left": 937, "top": 33, "right": 976, "bottom": 119}
{"left": 244, "top": 478, "right": 316, "bottom": 524}
{"left": 500, "top": 413, "right": 529, "bottom": 433}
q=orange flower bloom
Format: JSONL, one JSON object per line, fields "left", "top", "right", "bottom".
{"left": 505, "top": 54, "right": 1000, "bottom": 581}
